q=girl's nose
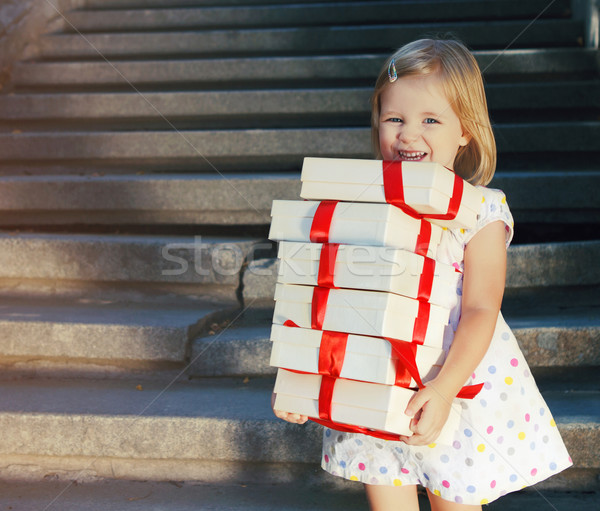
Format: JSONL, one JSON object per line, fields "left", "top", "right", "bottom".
{"left": 398, "top": 124, "right": 420, "bottom": 145}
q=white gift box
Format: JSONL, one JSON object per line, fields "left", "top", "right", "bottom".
{"left": 273, "top": 283, "right": 449, "bottom": 348}
{"left": 300, "top": 157, "right": 483, "bottom": 230}
{"left": 277, "top": 241, "right": 459, "bottom": 308}
{"left": 269, "top": 199, "right": 442, "bottom": 259}
{"left": 270, "top": 323, "right": 445, "bottom": 386}
{"left": 273, "top": 368, "right": 461, "bottom": 443}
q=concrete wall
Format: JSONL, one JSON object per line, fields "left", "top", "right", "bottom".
{"left": 0, "top": 0, "right": 84, "bottom": 88}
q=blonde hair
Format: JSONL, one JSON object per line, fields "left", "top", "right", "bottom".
{"left": 371, "top": 39, "right": 496, "bottom": 186}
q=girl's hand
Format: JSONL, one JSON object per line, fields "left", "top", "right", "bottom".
{"left": 398, "top": 383, "right": 453, "bottom": 446}
{"left": 271, "top": 392, "right": 309, "bottom": 424}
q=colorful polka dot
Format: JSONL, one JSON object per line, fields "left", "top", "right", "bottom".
{"left": 525, "top": 413, "right": 530, "bottom": 422}
{"left": 484, "top": 381, "right": 492, "bottom": 390}
{"left": 423, "top": 473, "right": 430, "bottom": 480}
{"left": 440, "top": 455, "right": 449, "bottom": 463}
{"left": 518, "top": 432, "right": 526, "bottom": 440}
{"left": 489, "top": 454, "right": 496, "bottom": 462}
{"left": 379, "top": 466, "right": 387, "bottom": 474}
{"left": 510, "top": 358, "right": 519, "bottom": 367}
{"left": 481, "top": 499, "right": 489, "bottom": 504}
{"left": 324, "top": 455, "right": 329, "bottom": 463}
{"left": 467, "top": 485, "right": 476, "bottom": 493}
{"left": 477, "top": 444, "right": 486, "bottom": 452}
{"left": 550, "top": 419, "right": 557, "bottom": 427}
{"left": 350, "top": 475, "right": 358, "bottom": 481}
{"left": 358, "top": 463, "right": 366, "bottom": 471}
{"left": 453, "top": 441, "right": 461, "bottom": 449}
{"left": 455, "top": 496, "right": 463, "bottom": 504}
{"left": 442, "top": 480, "right": 450, "bottom": 488}
{"left": 502, "top": 332, "right": 510, "bottom": 340}
{"left": 340, "top": 461, "right": 346, "bottom": 468}
{"left": 434, "top": 490, "right": 441, "bottom": 496}
{"left": 480, "top": 399, "right": 487, "bottom": 407}
{"left": 487, "top": 426, "right": 494, "bottom": 434}
{"left": 540, "top": 407, "right": 545, "bottom": 416}
{"left": 500, "top": 392, "right": 508, "bottom": 401}
{"left": 531, "top": 468, "right": 538, "bottom": 476}
{"left": 550, "top": 462, "right": 557, "bottom": 470}
{"left": 508, "top": 447, "right": 515, "bottom": 456}
{"left": 505, "top": 376, "right": 514, "bottom": 385}
{"left": 530, "top": 442, "right": 536, "bottom": 450}
{"left": 464, "top": 428, "right": 473, "bottom": 437}
{"left": 507, "top": 420, "right": 514, "bottom": 428}
{"left": 325, "top": 429, "right": 331, "bottom": 437}
{"left": 497, "top": 436, "right": 504, "bottom": 444}
{"left": 509, "top": 474, "right": 518, "bottom": 482}
{"left": 488, "top": 365, "right": 496, "bottom": 374}
{"left": 401, "top": 468, "right": 410, "bottom": 474}
{"left": 465, "top": 458, "right": 473, "bottom": 466}
{"left": 428, "top": 443, "right": 437, "bottom": 448}
{"left": 393, "top": 479, "right": 402, "bottom": 486}
{"left": 490, "top": 480, "right": 496, "bottom": 488}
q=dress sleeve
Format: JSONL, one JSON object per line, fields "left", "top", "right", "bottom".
{"left": 462, "top": 187, "right": 514, "bottom": 248}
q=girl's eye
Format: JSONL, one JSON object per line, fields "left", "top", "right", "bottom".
{"left": 424, "top": 118, "right": 439, "bottom": 124}
{"left": 385, "top": 117, "right": 402, "bottom": 123}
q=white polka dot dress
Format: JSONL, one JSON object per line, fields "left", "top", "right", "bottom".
{"left": 321, "top": 187, "right": 573, "bottom": 505}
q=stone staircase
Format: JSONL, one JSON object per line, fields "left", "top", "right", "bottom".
{"left": 0, "top": 0, "right": 598, "bottom": 508}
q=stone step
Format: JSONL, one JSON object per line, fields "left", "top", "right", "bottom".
{"left": 0, "top": 480, "right": 597, "bottom": 511}
{"left": 0, "top": 124, "right": 597, "bottom": 173}
{"left": 1, "top": 80, "right": 597, "bottom": 130}
{"left": 0, "top": 171, "right": 597, "bottom": 227}
{"left": 241, "top": 242, "right": 600, "bottom": 305}
{"left": 11, "top": 49, "right": 598, "bottom": 91}
{"left": 0, "top": 294, "right": 238, "bottom": 372}
{"left": 190, "top": 296, "right": 600, "bottom": 377}
{"left": 63, "top": 0, "right": 570, "bottom": 32}
{"left": 0, "top": 232, "right": 265, "bottom": 298}
{"left": 0, "top": 377, "right": 594, "bottom": 488}
{"left": 37, "top": 20, "right": 582, "bottom": 61}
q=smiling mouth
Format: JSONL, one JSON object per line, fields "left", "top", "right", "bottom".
{"left": 397, "top": 150, "right": 427, "bottom": 161}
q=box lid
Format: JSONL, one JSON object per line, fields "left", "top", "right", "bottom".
{"left": 270, "top": 323, "right": 446, "bottom": 368}
{"left": 277, "top": 241, "right": 458, "bottom": 285}
{"left": 300, "top": 157, "right": 483, "bottom": 228}
{"left": 302, "top": 157, "right": 453, "bottom": 189}
{"left": 274, "top": 283, "right": 448, "bottom": 324}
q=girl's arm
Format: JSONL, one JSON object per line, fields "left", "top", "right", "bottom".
{"left": 400, "top": 220, "right": 508, "bottom": 445}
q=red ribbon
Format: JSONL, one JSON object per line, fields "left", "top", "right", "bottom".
{"left": 417, "top": 257, "right": 435, "bottom": 302}
{"left": 382, "top": 160, "right": 464, "bottom": 221}
{"left": 310, "top": 201, "right": 338, "bottom": 243}
{"left": 414, "top": 219, "right": 432, "bottom": 257}
{"left": 412, "top": 301, "right": 430, "bottom": 345}
{"left": 317, "top": 331, "right": 348, "bottom": 420}
{"left": 317, "top": 243, "right": 339, "bottom": 288}
{"left": 311, "top": 287, "right": 330, "bottom": 330}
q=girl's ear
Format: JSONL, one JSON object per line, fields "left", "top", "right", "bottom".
{"left": 459, "top": 129, "right": 472, "bottom": 147}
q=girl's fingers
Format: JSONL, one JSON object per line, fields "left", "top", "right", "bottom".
{"left": 274, "top": 409, "right": 309, "bottom": 424}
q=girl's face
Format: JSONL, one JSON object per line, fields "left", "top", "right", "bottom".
{"left": 378, "top": 72, "right": 470, "bottom": 169}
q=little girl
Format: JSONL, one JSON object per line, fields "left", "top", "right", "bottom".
{"left": 274, "top": 38, "right": 572, "bottom": 509}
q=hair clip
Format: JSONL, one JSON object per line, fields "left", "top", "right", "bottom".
{"left": 388, "top": 59, "right": 397, "bottom": 83}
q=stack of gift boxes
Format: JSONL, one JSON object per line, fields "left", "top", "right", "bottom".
{"left": 268, "top": 157, "right": 484, "bottom": 443}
